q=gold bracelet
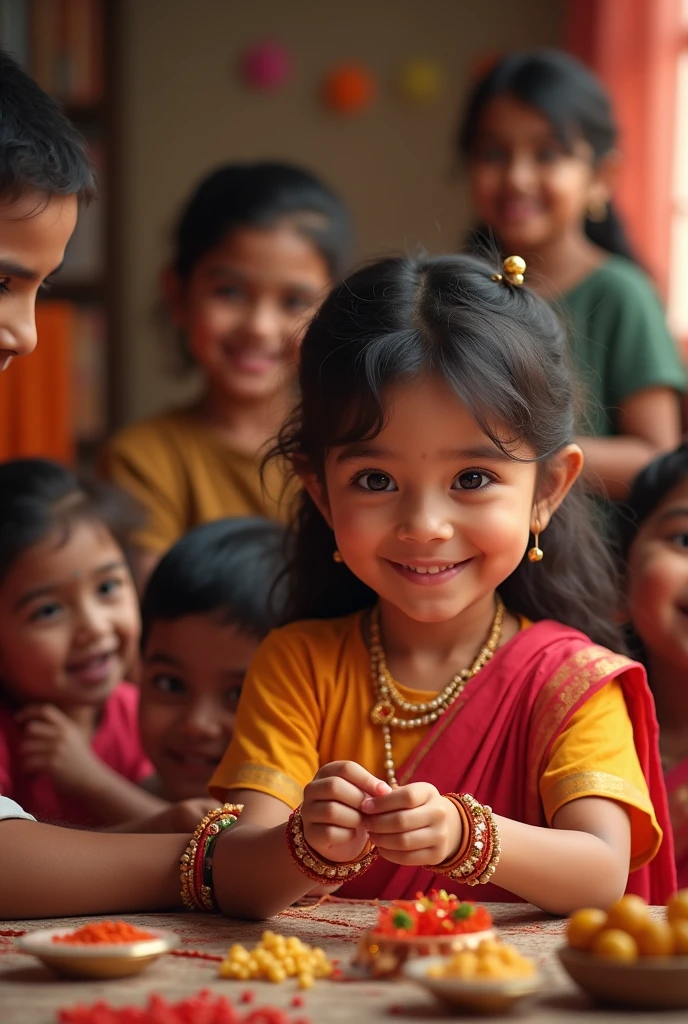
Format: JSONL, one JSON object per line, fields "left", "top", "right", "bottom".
{"left": 180, "top": 804, "right": 243, "bottom": 912}
{"left": 286, "top": 806, "right": 378, "bottom": 883}
{"left": 427, "top": 793, "right": 500, "bottom": 885}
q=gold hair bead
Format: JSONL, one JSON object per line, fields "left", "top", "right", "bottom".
{"left": 503, "top": 255, "right": 526, "bottom": 286}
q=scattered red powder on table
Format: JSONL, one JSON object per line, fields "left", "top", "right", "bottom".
{"left": 53, "top": 921, "right": 156, "bottom": 945}
{"left": 57, "top": 990, "right": 309, "bottom": 1023}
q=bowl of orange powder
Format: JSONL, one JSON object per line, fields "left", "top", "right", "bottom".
{"left": 16, "top": 920, "right": 179, "bottom": 979}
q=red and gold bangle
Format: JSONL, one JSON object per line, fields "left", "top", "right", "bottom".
{"left": 424, "top": 794, "right": 473, "bottom": 876}
{"left": 428, "top": 793, "right": 501, "bottom": 886}
{"left": 180, "top": 804, "right": 243, "bottom": 912}
{"left": 286, "top": 806, "right": 378, "bottom": 884}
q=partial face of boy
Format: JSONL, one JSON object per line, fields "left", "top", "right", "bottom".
{"left": 0, "top": 192, "right": 77, "bottom": 370}
{"left": 139, "top": 613, "right": 259, "bottom": 801}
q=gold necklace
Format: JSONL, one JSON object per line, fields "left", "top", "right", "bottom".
{"left": 369, "top": 597, "right": 505, "bottom": 788}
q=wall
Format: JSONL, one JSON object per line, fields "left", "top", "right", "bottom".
{"left": 119, "top": 0, "right": 564, "bottom": 421}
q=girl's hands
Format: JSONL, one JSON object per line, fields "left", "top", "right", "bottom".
{"left": 17, "top": 704, "right": 103, "bottom": 793}
{"left": 361, "top": 783, "right": 462, "bottom": 866}
{"left": 301, "top": 760, "right": 390, "bottom": 863}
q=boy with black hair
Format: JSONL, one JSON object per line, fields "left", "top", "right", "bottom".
{"left": 0, "top": 49, "right": 93, "bottom": 369}
{"left": 138, "top": 517, "right": 287, "bottom": 803}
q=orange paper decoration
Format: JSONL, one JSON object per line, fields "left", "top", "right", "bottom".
{"left": 322, "top": 63, "right": 376, "bottom": 116}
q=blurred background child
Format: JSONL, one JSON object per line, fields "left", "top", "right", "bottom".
{"left": 458, "top": 49, "right": 685, "bottom": 507}
{"left": 137, "top": 517, "right": 287, "bottom": 808}
{"left": 0, "top": 459, "right": 165, "bottom": 827}
{"left": 623, "top": 444, "right": 688, "bottom": 887}
{"left": 100, "top": 162, "right": 352, "bottom": 589}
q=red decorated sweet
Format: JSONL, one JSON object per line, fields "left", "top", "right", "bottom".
{"left": 354, "top": 890, "right": 494, "bottom": 978}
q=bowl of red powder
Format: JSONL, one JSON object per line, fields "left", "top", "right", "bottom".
{"left": 16, "top": 920, "right": 179, "bottom": 979}
{"left": 354, "top": 890, "right": 494, "bottom": 978}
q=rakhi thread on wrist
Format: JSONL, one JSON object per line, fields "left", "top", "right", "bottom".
{"left": 180, "top": 804, "right": 243, "bottom": 912}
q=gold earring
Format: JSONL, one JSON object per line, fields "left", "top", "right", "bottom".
{"left": 528, "top": 522, "right": 543, "bottom": 563}
{"left": 587, "top": 198, "right": 608, "bottom": 223}
{"left": 333, "top": 549, "right": 343, "bottom": 563}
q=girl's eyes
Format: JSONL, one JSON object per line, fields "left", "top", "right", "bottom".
{"left": 354, "top": 471, "right": 398, "bottom": 492}
{"left": 153, "top": 674, "right": 186, "bottom": 695}
{"left": 215, "top": 285, "right": 243, "bottom": 300}
{"left": 29, "top": 600, "right": 62, "bottom": 623}
{"left": 352, "top": 469, "right": 493, "bottom": 492}
{"left": 669, "top": 533, "right": 688, "bottom": 549}
{"left": 282, "top": 294, "right": 313, "bottom": 313}
{"left": 224, "top": 684, "right": 243, "bottom": 711}
{"left": 97, "top": 577, "right": 124, "bottom": 598}
{"left": 452, "top": 470, "right": 493, "bottom": 491}
{"left": 0, "top": 277, "right": 9, "bottom": 295}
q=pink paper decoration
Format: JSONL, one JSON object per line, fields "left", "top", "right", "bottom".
{"left": 240, "top": 41, "right": 292, "bottom": 92}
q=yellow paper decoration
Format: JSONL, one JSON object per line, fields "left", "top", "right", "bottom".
{"left": 398, "top": 58, "right": 443, "bottom": 106}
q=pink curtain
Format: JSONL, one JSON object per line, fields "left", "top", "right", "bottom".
{"left": 567, "top": 0, "right": 682, "bottom": 299}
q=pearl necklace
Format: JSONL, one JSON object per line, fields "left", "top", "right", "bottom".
{"left": 369, "top": 597, "right": 505, "bottom": 788}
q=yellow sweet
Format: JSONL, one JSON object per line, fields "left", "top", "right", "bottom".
{"left": 218, "top": 931, "right": 333, "bottom": 985}
{"left": 672, "top": 919, "right": 688, "bottom": 954}
{"left": 636, "top": 919, "right": 674, "bottom": 957}
{"left": 566, "top": 908, "right": 608, "bottom": 951}
{"left": 605, "top": 895, "right": 650, "bottom": 938}
{"left": 591, "top": 929, "right": 638, "bottom": 962}
{"left": 428, "top": 940, "right": 535, "bottom": 981}
{"left": 667, "top": 890, "right": 688, "bottom": 925}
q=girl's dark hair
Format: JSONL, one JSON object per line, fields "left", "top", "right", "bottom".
{"left": 0, "top": 458, "right": 139, "bottom": 585}
{"left": 140, "top": 517, "right": 289, "bottom": 649}
{"left": 458, "top": 49, "right": 636, "bottom": 262}
{"left": 270, "top": 252, "right": 625, "bottom": 652}
{"left": 172, "top": 161, "right": 353, "bottom": 282}
{"left": 619, "top": 443, "right": 688, "bottom": 561}
{"left": 0, "top": 50, "right": 95, "bottom": 203}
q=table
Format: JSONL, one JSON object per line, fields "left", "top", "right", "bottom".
{"left": 0, "top": 901, "right": 682, "bottom": 1023}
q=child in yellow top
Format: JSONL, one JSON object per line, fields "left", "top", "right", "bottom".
{"left": 100, "top": 162, "right": 353, "bottom": 588}
{"left": 206, "top": 251, "right": 674, "bottom": 919}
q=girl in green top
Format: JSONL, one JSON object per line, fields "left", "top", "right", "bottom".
{"left": 458, "top": 49, "right": 685, "bottom": 503}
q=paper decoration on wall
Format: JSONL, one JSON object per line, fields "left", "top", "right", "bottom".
{"left": 240, "top": 41, "right": 292, "bottom": 91}
{"left": 470, "top": 51, "right": 501, "bottom": 82}
{"left": 398, "top": 58, "right": 443, "bottom": 106}
{"left": 322, "top": 63, "right": 376, "bottom": 116}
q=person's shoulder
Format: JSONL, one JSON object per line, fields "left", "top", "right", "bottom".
{"left": 256, "top": 613, "right": 365, "bottom": 662}
{"left": 581, "top": 256, "right": 660, "bottom": 303}
{"left": 103, "top": 408, "right": 198, "bottom": 457}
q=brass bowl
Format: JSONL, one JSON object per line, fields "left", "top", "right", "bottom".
{"left": 16, "top": 926, "right": 179, "bottom": 979}
{"left": 558, "top": 946, "right": 688, "bottom": 1010}
{"left": 404, "top": 955, "right": 543, "bottom": 1014}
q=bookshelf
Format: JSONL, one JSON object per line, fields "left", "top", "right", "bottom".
{"left": 0, "top": 0, "right": 121, "bottom": 462}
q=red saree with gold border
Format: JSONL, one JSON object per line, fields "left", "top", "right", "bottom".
{"left": 339, "top": 621, "right": 675, "bottom": 905}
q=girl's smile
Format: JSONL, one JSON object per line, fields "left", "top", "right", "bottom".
{"left": 388, "top": 558, "right": 472, "bottom": 584}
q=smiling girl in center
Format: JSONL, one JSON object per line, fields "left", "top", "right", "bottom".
{"left": 203, "top": 252, "right": 674, "bottom": 919}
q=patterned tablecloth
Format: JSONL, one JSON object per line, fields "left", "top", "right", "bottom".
{"left": 0, "top": 900, "right": 682, "bottom": 1023}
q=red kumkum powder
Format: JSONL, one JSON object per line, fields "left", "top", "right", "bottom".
{"left": 52, "top": 921, "right": 156, "bottom": 945}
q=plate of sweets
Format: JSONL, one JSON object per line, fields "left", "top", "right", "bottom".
{"left": 559, "top": 890, "right": 688, "bottom": 1009}
{"left": 354, "top": 889, "right": 494, "bottom": 978}
{"left": 405, "top": 937, "right": 541, "bottom": 1014}
{"left": 16, "top": 919, "right": 179, "bottom": 980}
